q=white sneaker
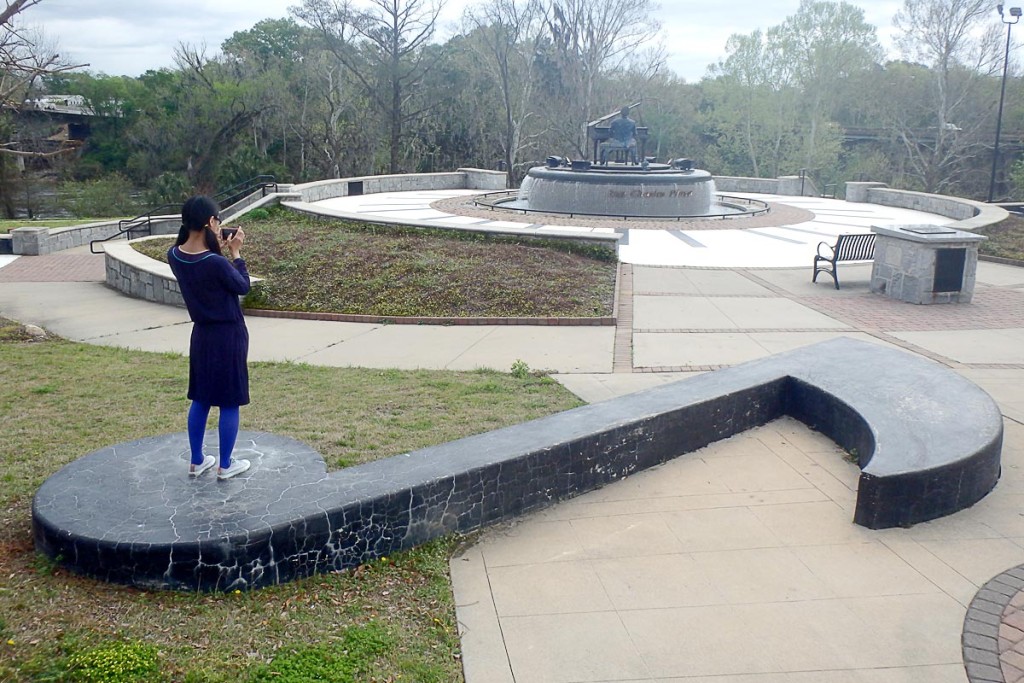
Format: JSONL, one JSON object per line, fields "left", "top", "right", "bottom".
{"left": 217, "top": 459, "right": 251, "bottom": 480}
{"left": 189, "top": 455, "right": 216, "bottom": 477}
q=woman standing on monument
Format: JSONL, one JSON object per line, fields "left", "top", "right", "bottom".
{"left": 168, "top": 195, "right": 252, "bottom": 480}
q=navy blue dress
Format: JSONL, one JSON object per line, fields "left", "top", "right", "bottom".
{"left": 168, "top": 246, "right": 251, "bottom": 407}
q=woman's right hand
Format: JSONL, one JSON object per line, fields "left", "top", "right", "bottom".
{"left": 226, "top": 227, "right": 245, "bottom": 260}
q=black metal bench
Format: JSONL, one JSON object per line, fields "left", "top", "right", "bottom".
{"left": 813, "top": 233, "right": 876, "bottom": 289}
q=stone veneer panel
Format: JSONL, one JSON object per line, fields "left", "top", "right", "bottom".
{"left": 104, "top": 239, "right": 184, "bottom": 306}
{"left": 11, "top": 221, "right": 136, "bottom": 255}
{"left": 33, "top": 338, "right": 1002, "bottom": 591}
{"left": 870, "top": 225, "right": 986, "bottom": 304}
{"left": 866, "top": 187, "right": 979, "bottom": 220}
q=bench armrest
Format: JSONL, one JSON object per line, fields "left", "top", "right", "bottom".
{"left": 816, "top": 240, "right": 836, "bottom": 259}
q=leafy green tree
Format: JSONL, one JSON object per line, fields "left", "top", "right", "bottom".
{"left": 776, "top": 0, "right": 883, "bottom": 170}
{"left": 42, "top": 71, "right": 145, "bottom": 178}
{"left": 409, "top": 40, "right": 496, "bottom": 172}
{"left": 58, "top": 172, "right": 140, "bottom": 217}
{"left": 222, "top": 18, "right": 316, "bottom": 181}
{"left": 1008, "top": 156, "right": 1024, "bottom": 199}
{"left": 121, "top": 48, "right": 266, "bottom": 193}
{"left": 704, "top": 29, "right": 802, "bottom": 178}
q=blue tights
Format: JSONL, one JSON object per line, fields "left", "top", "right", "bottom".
{"left": 187, "top": 401, "right": 239, "bottom": 469}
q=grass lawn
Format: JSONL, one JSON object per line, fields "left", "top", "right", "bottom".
{"left": 133, "top": 210, "right": 617, "bottom": 318}
{"left": 0, "top": 319, "right": 584, "bottom": 682}
{"left": 979, "top": 213, "right": 1024, "bottom": 261}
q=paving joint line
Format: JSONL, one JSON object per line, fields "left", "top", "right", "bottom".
{"left": 636, "top": 364, "right": 730, "bottom": 372}
{"left": 634, "top": 327, "right": 853, "bottom": 334}
{"left": 612, "top": 263, "right": 634, "bottom": 374}
{"left": 737, "top": 269, "right": 970, "bottom": 369}
{"left": 633, "top": 291, "right": 780, "bottom": 298}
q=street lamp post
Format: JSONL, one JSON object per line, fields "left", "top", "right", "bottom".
{"left": 989, "top": 4, "right": 1021, "bottom": 203}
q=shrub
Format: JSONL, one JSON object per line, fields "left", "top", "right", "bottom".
{"left": 247, "top": 622, "right": 392, "bottom": 683}
{"left": 59, "top": 173, "right": 141, "bottom": 217}
{"left": 65, "top": 641, "right": 161, "bottom": 683}
{"left": 243, "top": 207, "right": 270, "bottom": 221}
{"left": 510, "top": 359, "right": 530, "bottom": 379}
{"left": 145, "top": 172, "right": 192, "bottom": 208}
{"left": 1009, "top": 158, "right": 1024, "bottom": 201}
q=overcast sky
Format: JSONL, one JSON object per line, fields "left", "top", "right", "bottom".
{"left": 26, "top": 0, "right": 907, "bottom": 82}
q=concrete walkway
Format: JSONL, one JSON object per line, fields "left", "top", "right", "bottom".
{"left": 3, "top": 196, "right": 1024, "bottom": 682}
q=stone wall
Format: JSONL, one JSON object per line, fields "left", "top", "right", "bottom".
{"left": 845, "top": 183, "right": 1007, "bottom": 231}
{"left": 714, "top": 176, "right": 782, "bottom": 195}
{"left": 11, "top": 220, "right": 122, "bottom": 255}
{"left": 845, "top": 182, "right": 887, "bottom": 203}
{"left": 460, "top": 168, "right": 507, "bottom": 190}
{"left": 104, "top": 239, "right": 184, "bottom": 307}
{"left": 291, "top": 169, "right": 504, "bottom": 203}
{"left": 6, "top": 217, "right": 184, "bottom": 256}
{"left": 865, "top": 187, "right": 979, "bottom": 220}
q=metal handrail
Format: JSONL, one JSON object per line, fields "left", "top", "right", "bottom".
{"left": 470, "top": 190, "right": 770, "bottom": 220}
{"left": 89, "top": 175, "right": 278, "bottom": 254}
{"left": 212, "top": 175, "right": 278, "bottom": 209}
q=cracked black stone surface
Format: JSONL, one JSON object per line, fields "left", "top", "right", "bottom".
{"left": 33, "top": 337, "right": 1004, "bottom": 591}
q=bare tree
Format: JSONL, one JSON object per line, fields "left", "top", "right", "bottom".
{"left": 462, "top": 0, "right": 547, "bottom": 185}
{"left": 543, "top": 0, "right": 664, "bottom": 157}
{"left": 890, "top": 0, "right": 1007, "bottom": 194}
{"left": 1, "top": 0, "right": 83, "bottom": 158}
{"left": 293, "top": 0, "right": 447, "bottom": 174}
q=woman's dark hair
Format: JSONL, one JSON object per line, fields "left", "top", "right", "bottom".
{"left": 176, "top": 195, "right": 222, "bottom": 254}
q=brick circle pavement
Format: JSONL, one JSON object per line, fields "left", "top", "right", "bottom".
{"left": 430, "top": 195, "right": 815, "bottom": 230}
{"left": 964, "top": 567, "right": 1024, "bottom": 682}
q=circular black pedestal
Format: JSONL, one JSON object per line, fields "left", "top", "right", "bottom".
{"left": 32, "top": 431, "right": 330, "bottom": 591}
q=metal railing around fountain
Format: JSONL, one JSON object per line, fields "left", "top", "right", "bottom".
{"left": 471, "top": 190, "right": 770, "bottom": 221}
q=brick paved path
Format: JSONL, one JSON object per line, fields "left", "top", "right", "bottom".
{"left": 800, "top": 287, "right": 1024, "bottom": 332}
{"left": 0, "top": 253, "right": 105, "bottom": 282}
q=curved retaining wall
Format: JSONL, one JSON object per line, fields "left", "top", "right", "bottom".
{"left": 104, "top": 239, "right": 184, "bottom": 307}
{"left": 291, "top": 168, "right": 505, "bottom": 203}
{"left": 7, "top": 184, "right": 298, "bottom": 257}
{"left": 32, "top": 337, "right": 1003, "bottom": 590}
{"left": 714, "top": 176, "right": 784, "bottom": 195}
{"left": 8, "top": 220, "right": 138, "bottom": 256}
{"left": 845, "top": 182, "right": 1008, "bottom": 230}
